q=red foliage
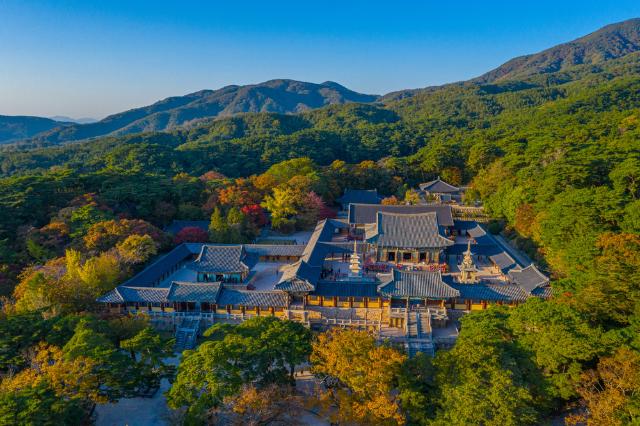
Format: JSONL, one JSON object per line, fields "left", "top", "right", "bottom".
{"left": 174, "top": 227, "right": 209, "bottom": 244}
{"left": 241, "top": 204, "right": 268, "bottom": 227}
{"left": 319, "top": 205, "right": 337, "bottom": 220}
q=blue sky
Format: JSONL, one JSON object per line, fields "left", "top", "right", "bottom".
{"left": 1, "top": 1, "right": 639, "bottom": 119}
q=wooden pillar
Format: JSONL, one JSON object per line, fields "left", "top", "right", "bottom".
{"left": 482, "top": 301, "right": 488, "bottom": 310}
{"left": 364, "top": 297, "right": 368, "bottom": 309}
{"left": 440, "top": 299, "right": 445, "bottom": 308}
{"left": 319, "top": 296, "right": 324, "bottom": 307}
{"left": 269, "top": 307, "right": 275, "bottom": 316}
{"left": 256, "top": 306, "right": 261, "bottom": 316}
{"left": 466, "top": 300, "right": 471, "bottom": 310}
{"left": 212, "top": 304, "right": 217, "bottom": 313}
{"left": 349, "top": 297, "right": 353, "bottom": 308}
{"left": 333, "top": 296, "right": 338, "bottom": 307}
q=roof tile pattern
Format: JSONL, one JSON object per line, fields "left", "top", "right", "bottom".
{"left": 451, "top": 283, "right": 529, "bottom": 302}
{"left": 194, "top": 245, "right": 248, "bottom": 272}
{"left": 217, "top": 289, "right": 288, "bottom": 307}
{"left": 244, "top": 244, "right": 306, "bottom": 257}
{"left": 313, "top": 281, "right": 380, "bottom": 298}
{"left": 367, "top": 212, "right": 454, "bottom": 249}
{"left": 378, "top": 269, "right": 460, "bottom": 299}
{"left": 509, "top": 265, "right": 550, "bottom": 294}
{"left": 167, "top": 282, "right": 221, "bottom": 302}
{"left": 97, "top": 286, "right": 169, "bottom": 303}
{"left": 419, "top": 178, "right": 459, "bottom": 193}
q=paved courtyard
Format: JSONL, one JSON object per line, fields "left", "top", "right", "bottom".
{"left": 247, "top": 261, "right": 288, "bottom": 290}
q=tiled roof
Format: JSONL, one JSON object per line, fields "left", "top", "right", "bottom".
{"left": 378, "top": 269, "right": 460, "bottom": 299}
{"left": 97, "top": 288, "right": 122, "bottom": 303}
{"left": 276, "top": 261, "right": 318, "bottom": 291}
{"left": 167, "top": 282, "right": 221, "bottom": 302}
{"left": 244, "top": 244, "right": 306, "bottom": 257}
{"left": 509, "top": 265, "right": 550, "bottom": 294}
{"left": 419, "top": 178, "right": 459, "bottom": 193}
{"left": 313, "top": 281, "right": 380, "bottom": 298}
{"left": 451, "top": 283, "right": 529, "bottom": 302}
{"left": 120, "top": 243, "right": 203, "bottom": 287}
{"left": 531, "top": 286, "right": 553, "bottom": 299}
{"left": 194, "top": 245, "right": 249, "bottom": 273}
{"left": 348, "top": 204, "right": 454, "bottom": 227}
{"left": 337, "top": 189, "right": 381, "bottom": 205}
{"left": 96, "top": 286, "right": 169, "bottom": 303}
{"left": 367, "top": 212, "right": 454, "bottom": 249}
{"left": 467, "top": 224, "right": 487, "bottom": 238}
{"left": 217, "top": 289, "right": 289, "bottom": 307}
{"left": 165, "top": 220, "right": 210, "bottom": 235}
{"left": 489, "top": 252, "right": 518, "bottom": 273}
{"left": 276, "top": 219, "right": 349, "bottom": 292}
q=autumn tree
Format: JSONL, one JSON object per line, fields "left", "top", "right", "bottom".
{"left": 173, "top": 226, "right": 209, "bottom": 244}
{"left": 83, "top": 219, "right": 167, "bottom": 253}
{"left": 568, "top": 348, "right": 640, "bottom": 426}
{"left": 207, "top": 384, "right": 304, "bottom": 426}
{"left": 310, "top": 329, "right": 406, "bottom": 425}
{"left": 572, "top": 232, "right": 640, "bottom": 325}
{"left": 116, "top": 234, "right": 157, "bottom": 265}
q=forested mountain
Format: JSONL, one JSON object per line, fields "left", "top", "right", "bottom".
{"left": 474, "top": 17, "right": 640, "bottom": 83}
{"left": 0, "top": 115, "right": 67, "bottom": 144}
{"left": 20, "top": 79, "right": 378, "bottom": 146}
{"left": 1, "top": 18, "right": 640, "bottom": 425}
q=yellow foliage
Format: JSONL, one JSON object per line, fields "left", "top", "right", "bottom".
{"left": 311, "top": 329, "right": 406, "bottom": 425}
{"left": 0, "top": 343, "right": 104, "bottom": 404}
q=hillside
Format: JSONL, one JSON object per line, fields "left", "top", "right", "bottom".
{"left": 0, "top": 115, "right": 67, "bottom": 144}
{"left": 22, "top": 79, "right": 378, "bottom": 146}
{"left": 474, "top": 17, "right": 640, "bottom": 83}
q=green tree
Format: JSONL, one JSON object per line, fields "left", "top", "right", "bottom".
{"left": 167, "top": 317, "right": 311, "bottom": 422}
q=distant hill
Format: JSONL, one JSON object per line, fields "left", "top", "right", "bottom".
{"left": 0, "top": 115, "right": 67, "bottom": 144}
{"left": 49, "top": 116, "right": 98, "bottom": 124}
{"left": 474, "top": 18, "right": 640, "bottom": 83}
{"left": 25, "top": 79, "right": 379, "bottom": 146}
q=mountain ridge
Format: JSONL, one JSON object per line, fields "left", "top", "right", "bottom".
{"left": 474, "top": 18, "right": 640, "bottom": 83}
{"left": 0, "top": 115, "right": 68, "bottom": 144}
{"left": 5, "top": 18, "right": 640, "bottom": 146}
{"left": 19, "top": 79, "right": 379, "bottom": 146}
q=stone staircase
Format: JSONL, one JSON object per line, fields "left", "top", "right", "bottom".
{"left": 406, "top": 311, "right": 419, "bottom": 338}
{"left": 419, "top": 311, "right": 431, "bottom": 339}
{"left": 175, "top": 317, "right": 201, "bottom": 352}
{"left": 405, "top": 311, "right": 435, "bottom": 357}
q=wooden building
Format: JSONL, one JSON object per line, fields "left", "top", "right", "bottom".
{"left": 365, "top": 211, "right": 454, "bottom": 263}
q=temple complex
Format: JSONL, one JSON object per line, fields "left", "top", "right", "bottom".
{"left": 98, "top": 199, "right": 551, "bottom": 354}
